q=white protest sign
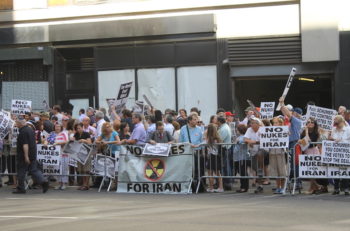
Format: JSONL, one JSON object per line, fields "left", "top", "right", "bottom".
{"left": 276, "top": 67, "right": 297, "bottom": 111}
{"left": 0, "top": 110, "right": 14, "bottom": 139}
{"left": 11, "top": 99, "right": 32, "bottom": 115}
{"left": 93, "top": 154, "right": 115, "bottom": 178}
{"left": 142, "top": 143, "right": 172, "bottom": 157}
{"left": 321, "top": 140, "right": 350, "bottom": 165}
{"left": 37, "top": 144, "right": 61, "bottom": 175}
{"left": 306, "top": 105, "right": 337, "bottom": 131}
{"left": 259, "top": 126, "right": 289, "bottom": 149}
{"left": 114, "top": 82, "right": 133, "bottom": 115}
{"left": 299, "top": 155, "right": 350, "bottom": 179}
{"left": 260, "top": 102, "right": 275, "bottom": 119}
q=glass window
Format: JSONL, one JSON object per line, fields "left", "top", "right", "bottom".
{"left": 137, "top": 68, "right": 176, "bottom": 112}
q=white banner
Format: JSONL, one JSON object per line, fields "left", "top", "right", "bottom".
{"left": 0, "top": 110, "right": 14, "bottom": 139}
{"left": 299, "top": 155, "right": 350, "bottom": 179}
{"left": 259, "top": 126, "right": 289, "bottom": 149}
{"left": 260, "top": 102, "right": 275, "bottom": 119}
{"left": 11, "top": 99, "right": 32, "bottom": 115}
{"left": 117, "top": 144, "right": 192, "bottom": 194}
{"left": 37, "top": 144, "right": 61, "bottom": 175}
{"left": 115, "top": 82, "right": 133, "bottom": 115}
{"left": 321, "top": 140, "right": 350, "bottom": 165}
{"left": 62, "top": 141, "right": 95, "bottom": 165}
{"left": 306, "top": 105, "right": 337, "bottom": 131}
{"left": 142, "top": 143, "right": 172, "bottom": 156}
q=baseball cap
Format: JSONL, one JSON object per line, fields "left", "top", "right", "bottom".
{"left": 293, "top": 107, "right": 303, "bottom": 115}
{"left": 225, "top": 111, "right": 235, "bottom": 117}
{"left": 286, "top": 104, "right": 293, "bottom": 111}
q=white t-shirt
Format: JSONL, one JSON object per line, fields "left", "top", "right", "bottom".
{"left": 96, "top": 119, "right": 106, "bottom": 137}
{"left": 244, "top": 127, "right": 260, "bottom": 155}
{"left": 331, "top": 126, "right": 350, "bottom": 142}
{"left": 165, "top": 123, "right": 174, "bottom": 135}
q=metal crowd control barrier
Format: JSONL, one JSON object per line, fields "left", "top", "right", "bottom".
{"left": 291, "top": 141, "right": 350, "bottom": 195}
{"left": 0, "top": 143, "right": 119, "bottom": 193}
{"left": 194, "top": 143, "right": 291, "bottom": 194}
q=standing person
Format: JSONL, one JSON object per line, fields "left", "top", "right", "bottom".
{"left": 279, "top": 97, "right": 302, "bottom": 188}
{"left": 226, "top": 111, "right": 237, "bottom": 142}
{"left": 121, "top": 109, "right": 134, "bottom": 132}
{"left": 147, "top": 121, "right": 174, "bottom": 144}
{"left": 99, "top": 107, "right": 110, "bottom": 122}
{"left": 172, "top": 121, "right": 181, "bottom": 143}
{"left": 270, "top": 117, "right": 288, "bottom": 194}
{"left": 95, "top": 111, "right": 106, "bottom": 137}
{"left": 244, "top": 118, "right": 264, "bottom": 193}
{"left": 73, "top": 123, "right": 92, "bottom": 191}
{"left": 329, "top": 115, "right": 350, "bottom": 195}
{"left": 82, "top": 116, "right": 97, "bottom": 141}
{"left": 338, "top": 106, "right": 347, "bottom": 118}
{"left": 86, "top": 107, "right": 96, "bottom": 126}
{"left": 78, "top": 109, "right": 86, "bottom": 122}
{"left": 176, "top": 109, "right": 187, "bottom": 128}
{"left": 233, "top": 124, "right": 249, "bottom": 193}
{"left": 51, "top": 105, "right": 64, "bottom": 124}
{"left": 179, "top": 113, "right": 204, "bottom": 191}
{"left": 145, "top": 115, "right": 156, "bottom": 137}
{"left": 40, "top": 112, "right": 54, "bottom": 133}
{"left": 119, "top": 122, "right": 131, "bottom": 141}
{"left": 299, "top": 117, "right": 321, "bottom": 194}
{"left": 123, "top": 113, "right": 146, "bottom": 145}
{"left": 205, "top": 123, "right": 223, "bottom": 193}
{"left": 240, "top": 107, "right": 255, "bottom": 126}
{"left": 164, "top": 115, "right": 175, "bottom": 135}
{"left": 96, "top": 123, "right": 121, "bottom": 156}
{"left": 216, "top": 116, "right": 232, "bottom": 190}
{"left": 13, "top": 118, "right": 49, "bottom": 194}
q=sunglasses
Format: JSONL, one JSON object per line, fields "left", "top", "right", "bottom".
{"left": 306, "top": 121, "right": 315, "bottom": 124}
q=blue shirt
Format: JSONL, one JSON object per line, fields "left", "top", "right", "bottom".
{"left": 289, "top": 116, "right": 302, "bottom": 142}
{"left": 130, "top": 122, "right": 146, "bottom": 145}
{"left": 179, "top": 125, "right": 203, "bottom": 145}
{"left": 102, "top": 131, "right": 120, "bottom": 153}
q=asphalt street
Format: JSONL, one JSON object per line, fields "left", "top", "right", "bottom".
{"left": 0, "top": 185, "right": 349, "bottom": 231}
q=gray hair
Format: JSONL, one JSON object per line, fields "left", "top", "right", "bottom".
{"left": 95, "top": 110, "right": 104, "bottom": 119}
{"left": 132, "top": 113, "right": 143, "bottom": 121}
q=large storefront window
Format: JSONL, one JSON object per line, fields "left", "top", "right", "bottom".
{"left": 177, "top": 66, "right": 217, "bottom": 124}
{"left": 98, "top": 69, "right": 135, "bottom": 110}
{"left": 137, "top": 68, "right": 176, "bottom": 112}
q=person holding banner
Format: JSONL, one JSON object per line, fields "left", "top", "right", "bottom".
{"left": 205, "top": 123, "right": 224, "bottom": 193}
{"left": 147, "top": 121, "right": 174, "bottom": 144}
{"left": 73, "top": 123, "right": 92, "bottom": 190}
{"left": 299, "top": 118, "right": 321, "bottom": 194}
{"left": 329, "top": 115, "right": 350, "bottom": 195}
{"left": 13, "top": 118, "right": 49, "bottom": 194}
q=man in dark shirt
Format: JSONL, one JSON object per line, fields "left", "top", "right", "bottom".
{"left": 13, "top": 118, "right": 49, "bottom": 194}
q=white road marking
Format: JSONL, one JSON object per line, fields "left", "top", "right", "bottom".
{"left": 0, "top": 215, "right": 78, "bottom": 219}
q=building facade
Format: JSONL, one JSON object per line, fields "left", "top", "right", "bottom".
{"left": 0, "top": 0, "right": 349, "bottom": 122}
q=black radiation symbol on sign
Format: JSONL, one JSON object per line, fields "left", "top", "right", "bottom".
{"left": 144, "top": 159, "right": 165, "bottom": 181}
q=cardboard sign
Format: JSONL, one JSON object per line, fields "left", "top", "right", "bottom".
{"left": 260, "top": 102, "right": 275, "bottom": 119}
{"left": 259, "top": 126, "right": 289, "bottom": 149}
{"left": 306, "top": 105, "right": 337, "bottom": 131}
{"left": 11, "top": 99, "right": 32, "bottom": 115}
{"left": 321, "top": 140, "right": 350, "bottom": 165}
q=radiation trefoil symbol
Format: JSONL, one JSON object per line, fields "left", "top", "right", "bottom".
{"left": 144, "top": 159, "right": 165, "bottom": 181}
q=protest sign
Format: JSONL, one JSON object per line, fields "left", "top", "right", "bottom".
{"left": 306, "top": 105, "right": 337, "bottom": 131}
{"left": 260, "top": 102, "right": 275, "bottom": 119}
{"left": 62, "top": 141, "right": 94, "bottom": 165}
{"left": 11, "top": 126, "right": 19, "bottom": 148}
{"left": 0, "top": 110, "right": 13, "bottom": 139}
{"left": 142, "top": 143, "right": 172, "bottom": 156}
{"left": 299, "top": 155, "right": 350, "bottom": 179}
{"left": 117, "top": 144, "right": 192, "bottom": 194}
{"left": 11, "top": 99, "right": 32, "bottom": 115}
{"left": 114, "top": 82, "right": 133, "bottom": 115}
{"left": 259, "top": 126, "right": 289, "bottom": 149}
{"left": 37, "top": 144, "right": 61, "bottom": 175}
{"left": 276, "top": 67, "right": 297, "bottom": 111}
{"left": 321, "top": 140, "right": 350, "bottom": 165}
{"left": 131, "top": 100, "right": 145, "bottom": 114}
{"left": 93, "top": 154, "right": 115, "bottom": 178}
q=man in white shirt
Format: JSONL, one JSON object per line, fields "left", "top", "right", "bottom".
{"left": 51, "top": 105, "right": 64, "bottom": 124}
{"left": 164, "top": 114, "right": 175, "bottom": 135}
{"left": 95, "top": 111, "right": 106, "bottom": 137}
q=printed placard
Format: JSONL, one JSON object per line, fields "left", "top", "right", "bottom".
{"left": 299, "top": 155, "right": 350, "bottom": 179}
{"left": 321, "top": 140, "right": 350, "bottom": 165}
{"left": 142, "top": 143, "right": 172, "bottom": 156}
{"left": 11, "top": 99, "right": 32, "bottom": 115}
{"left": 115, "top": 82, "right": 133, "bottom": 115}
{"left": 259, "top": 126, "right": 289, "bottom": 149}
{"left": 306, "top": 105, "right": 337, "bottom": 131}
{"left": 37, "top": 144, "right": 61, "bottom": 175}
{"left": 260, "top": 102, "right": 275, "bottom": 119}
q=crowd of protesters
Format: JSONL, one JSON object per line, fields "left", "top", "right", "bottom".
{"left": 0, "top": 98, "right": 350, "bottom": 195}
